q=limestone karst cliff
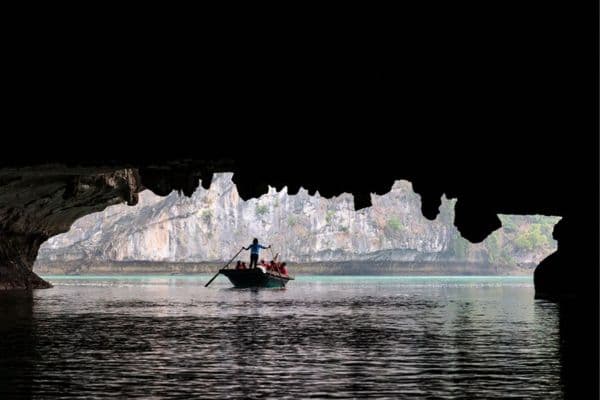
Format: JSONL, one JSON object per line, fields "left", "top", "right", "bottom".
{"left": 35, "top": 173, "right": 559, "bottom": 269}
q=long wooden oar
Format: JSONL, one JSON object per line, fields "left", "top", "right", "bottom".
{"left": 268, "top": 249, "right": 281, "bottom": 276}
{"left": 268, "top": 248, "right": 279, "bottom": 262}
{"left": 205, "top": 247, "right": 245, "bottom": 287}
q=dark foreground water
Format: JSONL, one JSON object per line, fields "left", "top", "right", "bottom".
{"left": 0, "top": 275, "right": 563, "bottom": 399}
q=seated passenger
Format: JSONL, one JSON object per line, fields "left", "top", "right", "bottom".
{"left": 280, "top": 262, "right": 288, "bottom": 276}
{"left": 235, "top": 261, "right": 242, "bottom": 270}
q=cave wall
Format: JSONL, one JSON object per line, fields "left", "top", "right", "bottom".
{"left": 0, "top": 168, "right": 141, "bottom": 289}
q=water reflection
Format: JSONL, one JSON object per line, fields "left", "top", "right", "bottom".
{"left": 0, "top": 276, "right": 566, "bottom": 399}
{"left": 556, "top": 300, "right": 599, "bottom": 400}
{"left": 0, "top": 292, "right": 35, "bottom": 399}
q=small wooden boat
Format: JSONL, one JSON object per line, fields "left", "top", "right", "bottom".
{"left": 220, "top": 266, "right": 293, "bottom": 288}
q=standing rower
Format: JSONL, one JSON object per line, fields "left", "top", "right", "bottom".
{"left": 243, "top": 238, "right": 271, "bottom": 269}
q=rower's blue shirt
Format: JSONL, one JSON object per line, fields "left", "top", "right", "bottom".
{"left": 248, "top": 243, "right": 267, "bottom": 255}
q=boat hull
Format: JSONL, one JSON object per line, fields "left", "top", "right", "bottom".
{"left": 220, "top": 268, "right": 293, "bottom": 288}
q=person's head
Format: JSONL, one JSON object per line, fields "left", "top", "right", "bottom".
{"left": 253, "top": 238, "right": 258, "bottom": 244}
{"left": 281, "top": 262, "right": 286, "bottom": 267}
{"left": 236, "top": 261, "right": 241, "bottom": 266}
{"left": 260, "top": 259, "right": 264, "bottom": 264}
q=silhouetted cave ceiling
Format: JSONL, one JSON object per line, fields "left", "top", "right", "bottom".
{"left": 1, "top": 1, "right": 597, "bottom": 266}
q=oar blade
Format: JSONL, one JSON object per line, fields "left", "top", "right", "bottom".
{"left": 204, "top": 271, "right": 221, "bottom": 287}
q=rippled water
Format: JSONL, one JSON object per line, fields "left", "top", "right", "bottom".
{"left": 0, "top": 275, "right": 563, "bottom": 399}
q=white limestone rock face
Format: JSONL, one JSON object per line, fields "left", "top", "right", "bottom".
{"left": 37, "top": 173, "right": 559, "bottom": 266}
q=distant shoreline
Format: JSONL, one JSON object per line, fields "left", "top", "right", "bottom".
{"left": 34, "top": 260, "right": 535, "bottom": 276}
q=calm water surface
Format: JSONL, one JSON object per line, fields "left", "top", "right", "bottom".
{"left": 0, "top": 275, "right": 562, "bottom": 399}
